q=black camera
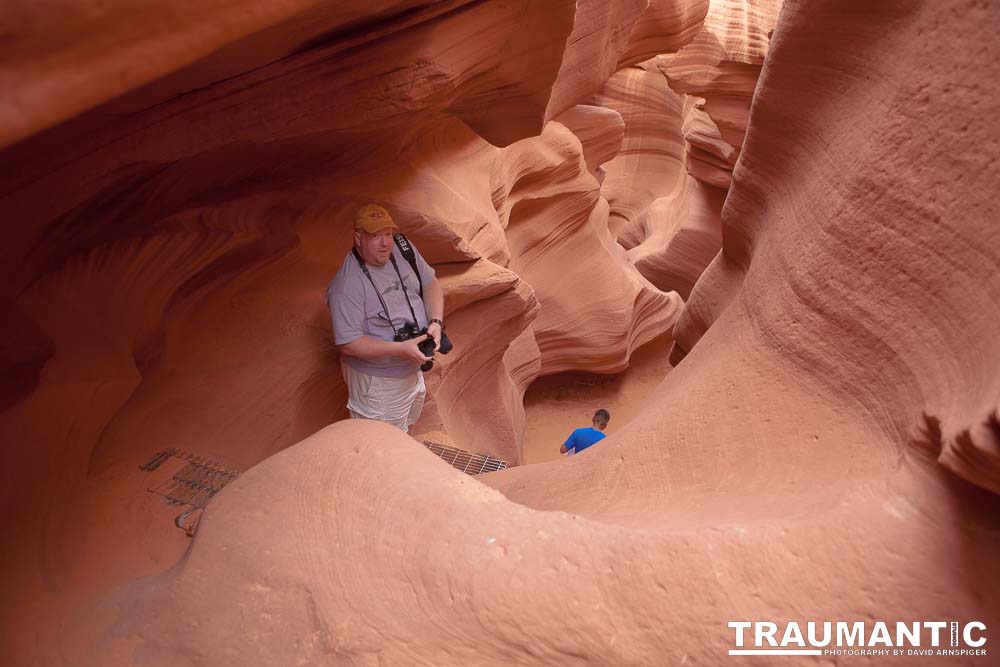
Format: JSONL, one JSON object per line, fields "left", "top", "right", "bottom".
{"left": 394, "top": 321, "right": 453, "bottom": 372}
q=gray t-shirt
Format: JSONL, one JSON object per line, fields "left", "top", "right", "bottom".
{"left": 327, "top": 242, "right": 436, "bottom": 378}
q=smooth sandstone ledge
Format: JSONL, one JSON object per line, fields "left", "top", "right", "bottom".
{"left": 53, "top": 388, "right": 1000, "bottom": 666}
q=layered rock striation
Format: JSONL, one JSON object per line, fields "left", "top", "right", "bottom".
{"left": 5, "top": 0, "right": 999, "bottom": 665}
{"left": 0, "top": 2, "right": 695, "bottom": 662}
{"left": 588, "top": 0, "right": 781, "bottom": 298}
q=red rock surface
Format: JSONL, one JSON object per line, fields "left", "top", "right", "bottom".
{"left": 3, "top": 0, "right": 1000, "bottom": 664}
{"left": 585, "top": 0, "right": 781, "bottom": 298}
{"left": 617, "top": 0, "right": 710, "bottom": 69}
{"left": 0, "top": 3, "right": 683, "bottom": 661}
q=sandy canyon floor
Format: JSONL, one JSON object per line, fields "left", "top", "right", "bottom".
{"left": 521, "top": 332, "right": 674, "bottom": 464}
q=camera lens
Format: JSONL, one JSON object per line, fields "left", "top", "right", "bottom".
{"left": 417, "top": 337, "right": 436, "bottom": 357}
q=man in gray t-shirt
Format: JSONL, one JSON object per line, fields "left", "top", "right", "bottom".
{"left": 326, "top": 204, "right": 445, "bottom": 432}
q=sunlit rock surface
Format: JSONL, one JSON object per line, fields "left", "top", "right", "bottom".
{"left": 588, "top": 0, "right": 781, "bottom": 297}
{"left": 3, "top": 0, "right": 1000, "bottom": 664}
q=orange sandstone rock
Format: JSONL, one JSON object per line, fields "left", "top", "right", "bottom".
{"left": 6, "top": 0, "right": 1000, "bottom": 665}
{"left": 65, "top": 1, "right": 999, "bottom": 663}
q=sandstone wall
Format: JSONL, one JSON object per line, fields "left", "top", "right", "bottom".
{"left": 0, "top": 2, "right": 703, "bottom": 661}
{"left": 7, "top": 0, "right": 996, "bottom": 665}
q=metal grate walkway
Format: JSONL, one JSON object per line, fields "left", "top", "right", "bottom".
{"left": 422, "top": 441, "right": 508, "bottom": 475}
{"left": 140, "top": 449, "right": 242, "bottom": 536}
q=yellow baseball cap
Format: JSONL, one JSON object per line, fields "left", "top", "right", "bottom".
{"left": 354, "top": 203, "right": 399, "bottom": 233}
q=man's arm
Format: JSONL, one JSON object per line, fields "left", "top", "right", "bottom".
{"left": 338, "top": 335, "right": 431, "bottom": 364}
{"left": 559, "top": 431, "right": 576, "bottom": 455}
{"left": 423, "top": 275, "right": 445, "bottom": 346}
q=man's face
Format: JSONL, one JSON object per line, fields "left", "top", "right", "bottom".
{"left": 355, "top": 227, "right": 395, "bottom": 267}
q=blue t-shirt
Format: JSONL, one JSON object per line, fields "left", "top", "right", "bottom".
{"left": 563, "top": 427, "right": 606, "bottom": 454}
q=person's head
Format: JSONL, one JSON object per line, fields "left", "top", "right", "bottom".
{"left": 353, "top": 203, "right": 399, "bottom": 266}
{"left": 592, "top": 409, "right": 610, "bottom": 430}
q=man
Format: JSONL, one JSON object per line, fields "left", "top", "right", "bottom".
{"left": 327, "top": 203, "right": 445, "bottom": 432}
{"left": 560, "top": 409, "right": 610, "bottom": 456}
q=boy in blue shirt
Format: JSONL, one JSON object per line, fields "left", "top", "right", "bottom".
{"left": 560, "top": 409, "right": 611, "bottom": 456}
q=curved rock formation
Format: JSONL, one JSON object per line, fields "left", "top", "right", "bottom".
{"left": 671, "top": 0, "right": 1000, "bottom": 497}
{"left": 0, "top": 0, "right": 582, "bottom": 150}
{"left": 659, "top": 0, "right": 780, "bottom": 163}
{"left": 585, "top": 0, "right": 781, "bottom": 297}
{"left": 592, "top": 61, "right": 688, "bottom": 241}
{"left": 498, "top": 122, "right": 679, "bottom": 377}
{"left": 0, "top": 3, "right": 684, "bottom": 662}
{"left": 5, "top": 0, "right": 1000, "bottom": 664}
{"left": 617, "top": 0, "right": 710, "bottom": 69}
{"left": 75, "top": 0, "right": 996, "bottom": 663}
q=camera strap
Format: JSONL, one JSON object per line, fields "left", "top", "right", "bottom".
{"left": 393, "top": 233, "right": 423, "bottom": 299}
{"left": 352, "top": 247, "right": 420, "bottom": 330}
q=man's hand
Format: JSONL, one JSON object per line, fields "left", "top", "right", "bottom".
{"left": 426, "top": 321, "right": 442, "bottom": 347}
{"left": 398, "top": 334, "right": 434, "bottom": 363}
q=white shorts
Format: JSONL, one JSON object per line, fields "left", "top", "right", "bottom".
{"left": 342, "top": 362, "right": 425, "bottom": 433}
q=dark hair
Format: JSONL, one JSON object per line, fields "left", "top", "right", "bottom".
{"left": 593, "top": 409, "right": 610, "bottom": 424}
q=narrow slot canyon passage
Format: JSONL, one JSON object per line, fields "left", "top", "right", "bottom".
{"left": 521, "top": 331, "right": 674, "bottom": 464}
{"left": 2, "top": 0, "right": 999, "bottom": 664}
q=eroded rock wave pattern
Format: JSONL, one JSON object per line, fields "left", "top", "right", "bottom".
{"left": 1, "top": 0, "right": 998, "bottom": 664}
